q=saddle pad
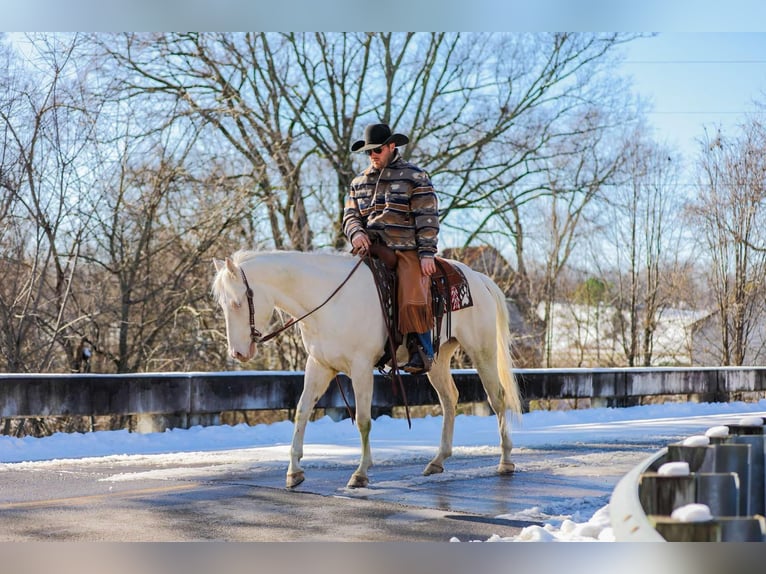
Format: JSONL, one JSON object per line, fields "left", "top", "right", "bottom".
{"left": 433, "top": 257, "right": 473, "bottom": 311}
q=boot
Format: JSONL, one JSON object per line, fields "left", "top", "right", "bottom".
{"left": 402, "top": 332, "right": 434, "bottom": 375}
{"left": 402, "top": 347, "right": 432, "bottom": 374}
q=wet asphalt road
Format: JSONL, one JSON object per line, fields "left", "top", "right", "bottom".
{"left": 0, "top": 440, "right": 657, "bottom": 542}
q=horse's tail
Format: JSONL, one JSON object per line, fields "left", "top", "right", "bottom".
{"left": 477, "top": 273, "right": 523, "bottom": 418}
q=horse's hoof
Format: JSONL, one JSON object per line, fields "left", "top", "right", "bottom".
{"left": 346, "top": 473, "right": 369, "bottom": 488}
{"left": 497, "top": 461, "right": 515, "bottom": 475}
{"left": 423, "top": 462, "right": 444, "bottom": 476}
{"left": 286, "top": 471, "right": 305, "bottom": 488}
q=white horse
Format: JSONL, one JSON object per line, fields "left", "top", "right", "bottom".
{"left": 212, "top": 249, "right": 522, "bottom": 489}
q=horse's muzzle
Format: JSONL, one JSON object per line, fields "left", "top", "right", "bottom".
{"left": 231, "top": 341, "right": 256, "bottom": 362}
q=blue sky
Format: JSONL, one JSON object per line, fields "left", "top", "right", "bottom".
{"left": 622, "top": 33, "right": 766, "bottom": 161}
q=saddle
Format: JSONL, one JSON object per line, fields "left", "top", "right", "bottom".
{"left": 364, "top": 243, "right": 473, "bottom": 372}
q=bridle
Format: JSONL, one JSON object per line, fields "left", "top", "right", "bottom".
{"left": 238, "top": 256, "right": 366, "bottom": 345}
{"left": 240, "top": 267, "right": 264, "bottom": 343}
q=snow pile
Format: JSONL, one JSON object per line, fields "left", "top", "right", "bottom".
{"left": 508, "top": 505, "right": 613, "bottom": 542}
{"left": 705, "top": 425, "right": 730, "bottom": 438}
{"left": 450, "top": 505, "right": 615, "bottom": 543}
{"left": 671, "top": 503, "right": 713, "bottom": 522}
{"left": 738, "top": 415, "right": 764, "bottom": 427}
{"left": 681, "top": 435, "right": 710, "bottom": 446}
{"left": 658, "top": 461, "right": 690, "bottom": 476}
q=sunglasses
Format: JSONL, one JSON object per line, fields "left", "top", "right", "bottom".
{"left": 365, "top": 146, "right": 386, "bottom": 156}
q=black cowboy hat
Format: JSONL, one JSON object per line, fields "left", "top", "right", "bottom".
{"left": 351, "top": 123, "right": 409, "bottom": 153}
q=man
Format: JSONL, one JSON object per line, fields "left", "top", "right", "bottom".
{"left": 342, "top": 123, "right": 439, "bottom": 374}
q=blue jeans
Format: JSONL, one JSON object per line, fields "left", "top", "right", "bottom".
{"left": 416, "top": 332, "right": 434, "bottom": 358}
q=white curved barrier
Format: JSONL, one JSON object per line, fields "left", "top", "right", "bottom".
{"left": 610, "top": 448, "right": 667, "bottom": 542}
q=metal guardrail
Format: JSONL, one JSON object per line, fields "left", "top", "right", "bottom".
{"left": 610, "top": 417, "right": 766, "bottom": 542}
{"left": 2, "top": 366, "right": 766, "bottom": 435}
{"left": 3, "top": 366, "right": 766, "bottom": 419}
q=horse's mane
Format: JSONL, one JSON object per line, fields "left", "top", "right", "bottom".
{"left": 230, "top": 248, "right": 351, "bottom": 264}
{"left": 212, "top": 249, "right": 354, "bottom": 305}
{"left": 229, "top": 248, "right": 272, "bottom": 264}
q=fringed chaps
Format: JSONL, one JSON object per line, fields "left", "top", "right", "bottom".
{"left": 395, "top": 250, "right": 433, "bottom": 334}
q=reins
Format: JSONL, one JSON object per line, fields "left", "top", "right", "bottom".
{"left": 365, "top": 254, "right": 412, "bottom": 429}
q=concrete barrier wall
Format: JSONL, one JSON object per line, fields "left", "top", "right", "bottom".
{"left": 2, "top": 366, "right": 766, "bottom": 421}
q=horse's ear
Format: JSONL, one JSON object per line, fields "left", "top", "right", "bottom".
{"left": 225, "top": 257, "right": 238, "bottom": 276}
{"left": 213, "top": 258, "right": 224, "bottom": 272}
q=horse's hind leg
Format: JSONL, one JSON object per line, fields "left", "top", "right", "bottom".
{"left": 475, "top": 359, "right": 515, "bottom": 474}
{"left": 423, "top": 339, "right": 459, "bottom": 476}
{"left": 286, "top": 356, "right": 334, "bottom": 488}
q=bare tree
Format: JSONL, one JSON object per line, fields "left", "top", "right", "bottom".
{"left": 93, "top": 33, "right": 642, "bottom": 244}
{"left": 81, "top": 129, "right": 252, "bottom": 372}
{"left": 91, "top": 32, "right": 316, "bottom": 251}
{"left": 690, "top": 120, "right": 766, "bottom": 365}
{"left": 597, "top": 134, "right": 686, "bottom": 366}
{"left": 508, "top": 104, "right": 632, "bottom": 367}
{"left": 0, "top": 34, "right": 104, "bottom": 372}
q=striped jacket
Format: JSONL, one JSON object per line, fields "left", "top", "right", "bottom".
{"left": 342, "top": 152, "right": 439, "bottom": 258}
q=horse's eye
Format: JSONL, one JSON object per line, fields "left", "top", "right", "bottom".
{"left": 231, "top": 299, "right": 242, "bottom": 309}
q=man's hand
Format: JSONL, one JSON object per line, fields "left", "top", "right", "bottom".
{"left": 421, "top": 257, "right": 436, "bottom": 277}
{"left": 351, "top": 232, "right": 371, "bottom": 255}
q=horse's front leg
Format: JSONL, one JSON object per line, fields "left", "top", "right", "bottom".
{"left": 286, "top": 357, "right": 334, "bottom": 488}
{"left": 346, "top": 368, "right": 374, "bottom": 488}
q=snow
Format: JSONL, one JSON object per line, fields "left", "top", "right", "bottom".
{"left": 681, "top": 434, "right": 710, "bottom": 446}
{"left": 706, "top": 425, "right": 730, "bottom": 438}
{"left": 738, "top": 415, "right": 764, "bottom": 426}
{"left": 671, "top": 503, "right": 714, "bottom": 522}
{"left": 2, "top": 398, "right": 766, "bottom": 542}
{"left": 658, "top": 461, "right": 690, "bottom": 476}
{"left": 507, "top": 505, "right": 616, "bottom": 542}
{"left": 682, "top": 434, "right": 710, "bottom": 446}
